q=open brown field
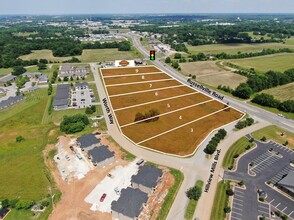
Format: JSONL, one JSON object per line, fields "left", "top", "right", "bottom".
{"left": 101, "top": 66, "right": 244, "bottom": 156}
{"left": 104, "top": 73, "right": 171, "bottom": 85}
{"left": 121, "top": 100, "right": 226, "bottom": 143}
{"left": 262, "top": 82, "right": 294, "bottom": 101}
{"left": 102, "top": 66, "right": 161, "bottom": 76}
{"left": 142, "top": 109, "right": 243, "bottom": 155}
{"left": 106, "top": 79, "right": 181, "bottom": 96}
{"left": 180, "top": 61, "right": 247, "bottom": 89}
{"left": 115, "top": 93, "right": 211, "bottom": 125}
{"left": 110, "top": 86, "right": 195, "bottom": 109}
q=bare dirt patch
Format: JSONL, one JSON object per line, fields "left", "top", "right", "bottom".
{"left": 180, "top": 61, "right": 247, "bottom": 89}
{"left": 101, "top": 66, "right": 161, "bottom": 76}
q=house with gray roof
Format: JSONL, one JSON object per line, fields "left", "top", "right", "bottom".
{"left": 76, "top": 133, "right": 100, "bottom": 150}
{"left": 0, "top": 95, "right": 24, "bottom": 110}
{"left": 53, "top": 84, "right": 71, "bottom": 110}
{"left": 59, "top": 63, "right": 88, "bottom": 79}
{"left": 277, "top": 171, "right": 294, "bottom": 197}
{"left": 131, "top": 165, "right": 163, "bottom": 194}
{"left": 38, "top": 74, "right": 49, "bottom": 84}
{"left": 111, "top": 187, "right": 148, "bottom": 220}
{"left": 0, "top": 75, "right": 17, "bottom": 86}
{"left": 87, "top": 146, "right": 115, "bottom": 167}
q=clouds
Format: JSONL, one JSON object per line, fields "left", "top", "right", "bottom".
{"left": 0, "top": 0, "right": 293, "bottom": 14}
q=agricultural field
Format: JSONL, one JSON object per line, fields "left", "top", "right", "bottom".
{"left": 228, "top": 53, "right": 294, "bottom": 72}
{"left": 101, "top": 66, "right": 243, "bottom": 156}
{"left": 180, "top": 61, "right": 247, "bottom": 89}
{"left": 187, "top": 42, "right": 294, "bottom": 55}
{"left": 262, "top": 82, "right": 294, "bottom": 101}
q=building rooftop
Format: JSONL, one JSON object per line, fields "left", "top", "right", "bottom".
{"left": 53, "top": 84, "right": 71, "bottom": 107}
{"left": 0, "top": 95, "right": 24, "bottom": 109}
{"left": 75, "top": 82, "right": 89, "bottom": 88}
{"left": 77, "top": 133, "right": 100, "bottom": 148}
{"left": 278, "top": 171, "right": 294, "bottom": 194}
{"left": 88, "top": 146, "right": 114, "bottom": 163}
{"left": 22, "top": 72, "right": 43, "bottom": 77}
{"left": 0, "top": 74, "right": 17, "bottom": 83}
{"left": 131, "top": 165, "right": 163, "bottom": 188}
{"left": 111, "top": 187, "right": 148, "bottom": 218}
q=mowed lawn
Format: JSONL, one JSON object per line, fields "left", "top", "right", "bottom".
{"left": 228, "top": 53, "right": 294, "bottom": 72}
{"left": 262, "top": 82, "right": 294, "bottom": 101}
{"left": 0, "top": 68, "right": 13, "bottom": 75}
{"left": 210, "top": 181, "right": 230, "bottom": 220}
{"left": 19, "top": 49, "right": 76, "bottom": 62}
{"left": 81, "top": 48, "right": 141, "bottom": 63}
{"left": 180, "top": 61, "right": 247, "bottom": 89}
{"left": 188, "top": 42, "right": 294, "bottom": 55}
{"left": 252, "top": 125, "right": 294, "bottom": 149}
{"left": 0, "top": 89, "right": 53, "bottom": 200}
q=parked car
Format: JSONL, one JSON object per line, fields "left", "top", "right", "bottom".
{"left": 100, "top": 193, "right": 107, "bottom": 202}
{"left": 136, "top": 158, "right": 144, "bottom": 166}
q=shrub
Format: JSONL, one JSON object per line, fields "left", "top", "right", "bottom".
{"left": 60, "top": 114, "right": 90, "bottom": 134}
{"left": 233, "top": 154, "right": 239, "bottom": 159}
{"left": 283, "top": 141, "right": 289, "bottom": 146}
{"left": 224, "top": 206, "right": 231, "bottom": 213}
{"left": 245, "top": 145, "right": 251, "bottom": 150}
{"left": 226, "top": 188, "right": 234, "bottom": 196}
{"left": 41, "top": 200, "right": 50, "bottom": 207}
{"left": 9, "top": 199, "right": 19, "bottom": 208}
{"left": 238, "top": 180, "right": 245, "bottom": 186}
{"left": 259, "top": 197, "right": 265, "bottom": 202}
{"left": 186, "top": 185, "right": 202, "bottom": 201}
{"left": 15, "top": 200, "right": 34, "bottom": 210}
{"left": 261, "top": 136, "right": 267, "bottom": 142}
{"left": 16, "top": 136, "right": 25, "bottom": 142}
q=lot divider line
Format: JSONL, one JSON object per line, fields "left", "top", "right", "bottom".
{"left": 106, "top": 78, "right": 174, "bottom": 87}
{"left": 114, "top": 91, "right": 199, "bottom": 112}
{"left": 103, "top": 71, "right": 163, "bottom": 78}
{"left": 137, "top": 107, "right": 230, "bottom": 145}
{"left": 109, "top": 85, "right": 185, "bottom": 98}
{"left": 120, "top": 99, "right": 214, "bottom": 128}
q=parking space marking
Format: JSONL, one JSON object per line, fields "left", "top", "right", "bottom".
{"left": 234, "top": 194, "right": 244, "bottom": 198}
{"left": 233, "top": 197, "right": 243, "bottom": 202}
{"left": 269, "top": 199, "right": 275, "bottom": 204}
{"left": 289, "top": 211, "right": 293, "bottom": 217}
{"left": 276, "top": 203, "right": 281, "bottom": 208}
{"left": 232, "top": 211, "right": 242, "bottom": 216}
{"left": 233, "top": 206, "right": 243, "bottom": 211}
{"left": 258, "top": 205, "right": 269, "bottom": 210}
{"left": 282, "top": 207, "right": 287, "bottom": 212}
{"left": 234, "top": 202, "right": 243, "bottom": 207}
{"left": 234, "top": 189, "right": 244, "bottom": 194}
{"left": 258, "top": 210, "right": 269, "bottom": 215}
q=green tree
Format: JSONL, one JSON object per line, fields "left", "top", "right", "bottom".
{"left": 12, "top": 66, "right": 26, "bottom": 76}
{"left": 165, "top": 57, "right": 171, "bottom": 63}
{"left": 186, "top": 185, "right": 202, "bottom": 201}
{"left": 37, "top": 63, "right": 47, "bottom": 70}
{"left": 233, "top": 83, "right": 253, "bottom": 99}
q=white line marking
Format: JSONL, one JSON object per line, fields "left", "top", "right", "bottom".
{"left": 231, "top": 216, "right": 242, "bottom": 220}
{"left": 269, "top": 199, "right": 275, "bottom": 204}
{"left": 121, "top": 99, "right": 214, "bottom": 128}
{"left": 106, "top": 78, "right": 174, "bottom": 87}
{"left": 276, "top": 203, "right": 281, "bottom": 208}
{"left": 103, "top": 71, "right": 164, "bottom": 78}
{"left": 114, "top": 92, "right": 199, "bottom": 111}
{"left": 234, "top": 202, "right": 244, "bottom": 207}
{"left": 233, "top": 207, "right": 243, "bottom": 211}
{"left": 233, "top": 197, "right": 243, "bottom": 202}
{"left": 232, "top": 211, "right": 242, "bottom": 216}
{"left": 137, "top": 107, "right": 230, "bottom": 145}
{"left": 109, "top": 85, "right": 185, "bottom": 97}
{"left": 289, "top": 211, "right": 293, "bottom": 216}
{"left": 258, "top": 206, "right": 269, "bottom": 210}
{"left": 258, "top": 210, "right": 269, "bottom": 215}
{"left": 282, "top": 207, "right": 287, "bottom": 212}
{"left": 234, "top": 194, "right": 244, "bottom": 198}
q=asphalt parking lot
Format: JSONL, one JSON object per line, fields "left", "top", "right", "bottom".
{"left": 224, "top": 136, "right": 294, "bottom": 220}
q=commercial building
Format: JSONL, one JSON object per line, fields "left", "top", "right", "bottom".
{"left": 0, "top": 75, "right": 17, "bottom": 87}
{"left": 87, "top": 146, "right": 115, "bottom": 167}
{"left": 72, "top": 82, "right": 95, "bottom": 109}
{"left": 131, "top": 165, "right": 163, "bottom": 194}
{"left": 59, "top": 63, "right": 89, "bottom": 79}
{"left": 111, "top": 187, "right": 148, "bottom": 220}
{"left": 52, "top": 84, "right": 71, "bottom": 110}
{"left": 114, "top": 60, "right": 135, "bottom": 67}
{"left": 277, "top": 171, "right": 294, "bottom": 198}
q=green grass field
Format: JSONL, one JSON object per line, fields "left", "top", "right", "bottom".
{"left": 222, "top": 137, "right": 253, "bottom": 169}
{"left": 0, "top": 68, "right": 13, "bottom": 75}
{"left": 210, "top": 181, "right": 230, "bottom": 220}
{"left": 228, "top": 53, "right": 294, "bottom": 72}
{"left": 184, "top": 180, "right": 204, "bottom": 220}
{"left": 89, "top": 83, "right": 100, "bottom": 102}
{"left": 188, "top": 42, "right": 294, "bottom": 55}
{"left": 262, "top": 82, "right": 294, "bottom": 101}
{"left": 285, "top": 37, "right": 294, "bottom": 45}
{"left": 5, "top": 209, "right": 33, "bottom": 220}
{"left": 252, "top": 125, "right": 294, "bottom": 149}
{"left": 19, "top": 50, "right": 76, "bottom": 62}
{"left": 0, "top": 89, "right": 53, "bottom": 200}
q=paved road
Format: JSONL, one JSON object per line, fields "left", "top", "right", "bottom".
{"left": 129, "top": 33, "right": 294, "bottom": 133}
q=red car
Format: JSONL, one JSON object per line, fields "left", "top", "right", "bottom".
{"left": 100, "top": 193, "right": 107, "bottom": 202}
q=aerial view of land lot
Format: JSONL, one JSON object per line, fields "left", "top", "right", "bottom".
{"left": 101, "top": 66, "right": 244, "bottom": 156}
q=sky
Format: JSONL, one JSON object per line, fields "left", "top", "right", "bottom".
{"left": 0, "top": 0, "right": 293, "bottom": 14}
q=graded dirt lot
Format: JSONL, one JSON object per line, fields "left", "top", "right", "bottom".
{"left": 115, "top": 93, "right": 210, "bottom": 125}
{"left": 102, "top": 66, "right": 161, "bottom": 76}
{"left": 109, "top": 85, "right": 195, "bottom": 109}
{"left": 101, "top": 66, "right": 244, "bottom": 156}
{"left": 104, "top": 73, "right": 171, "bottom": 85}
{"left": 106, "top": 79, "right": 181, "bottom": 96}
{"left": 180, "top": 61, "right": 247, "bottom": 89}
